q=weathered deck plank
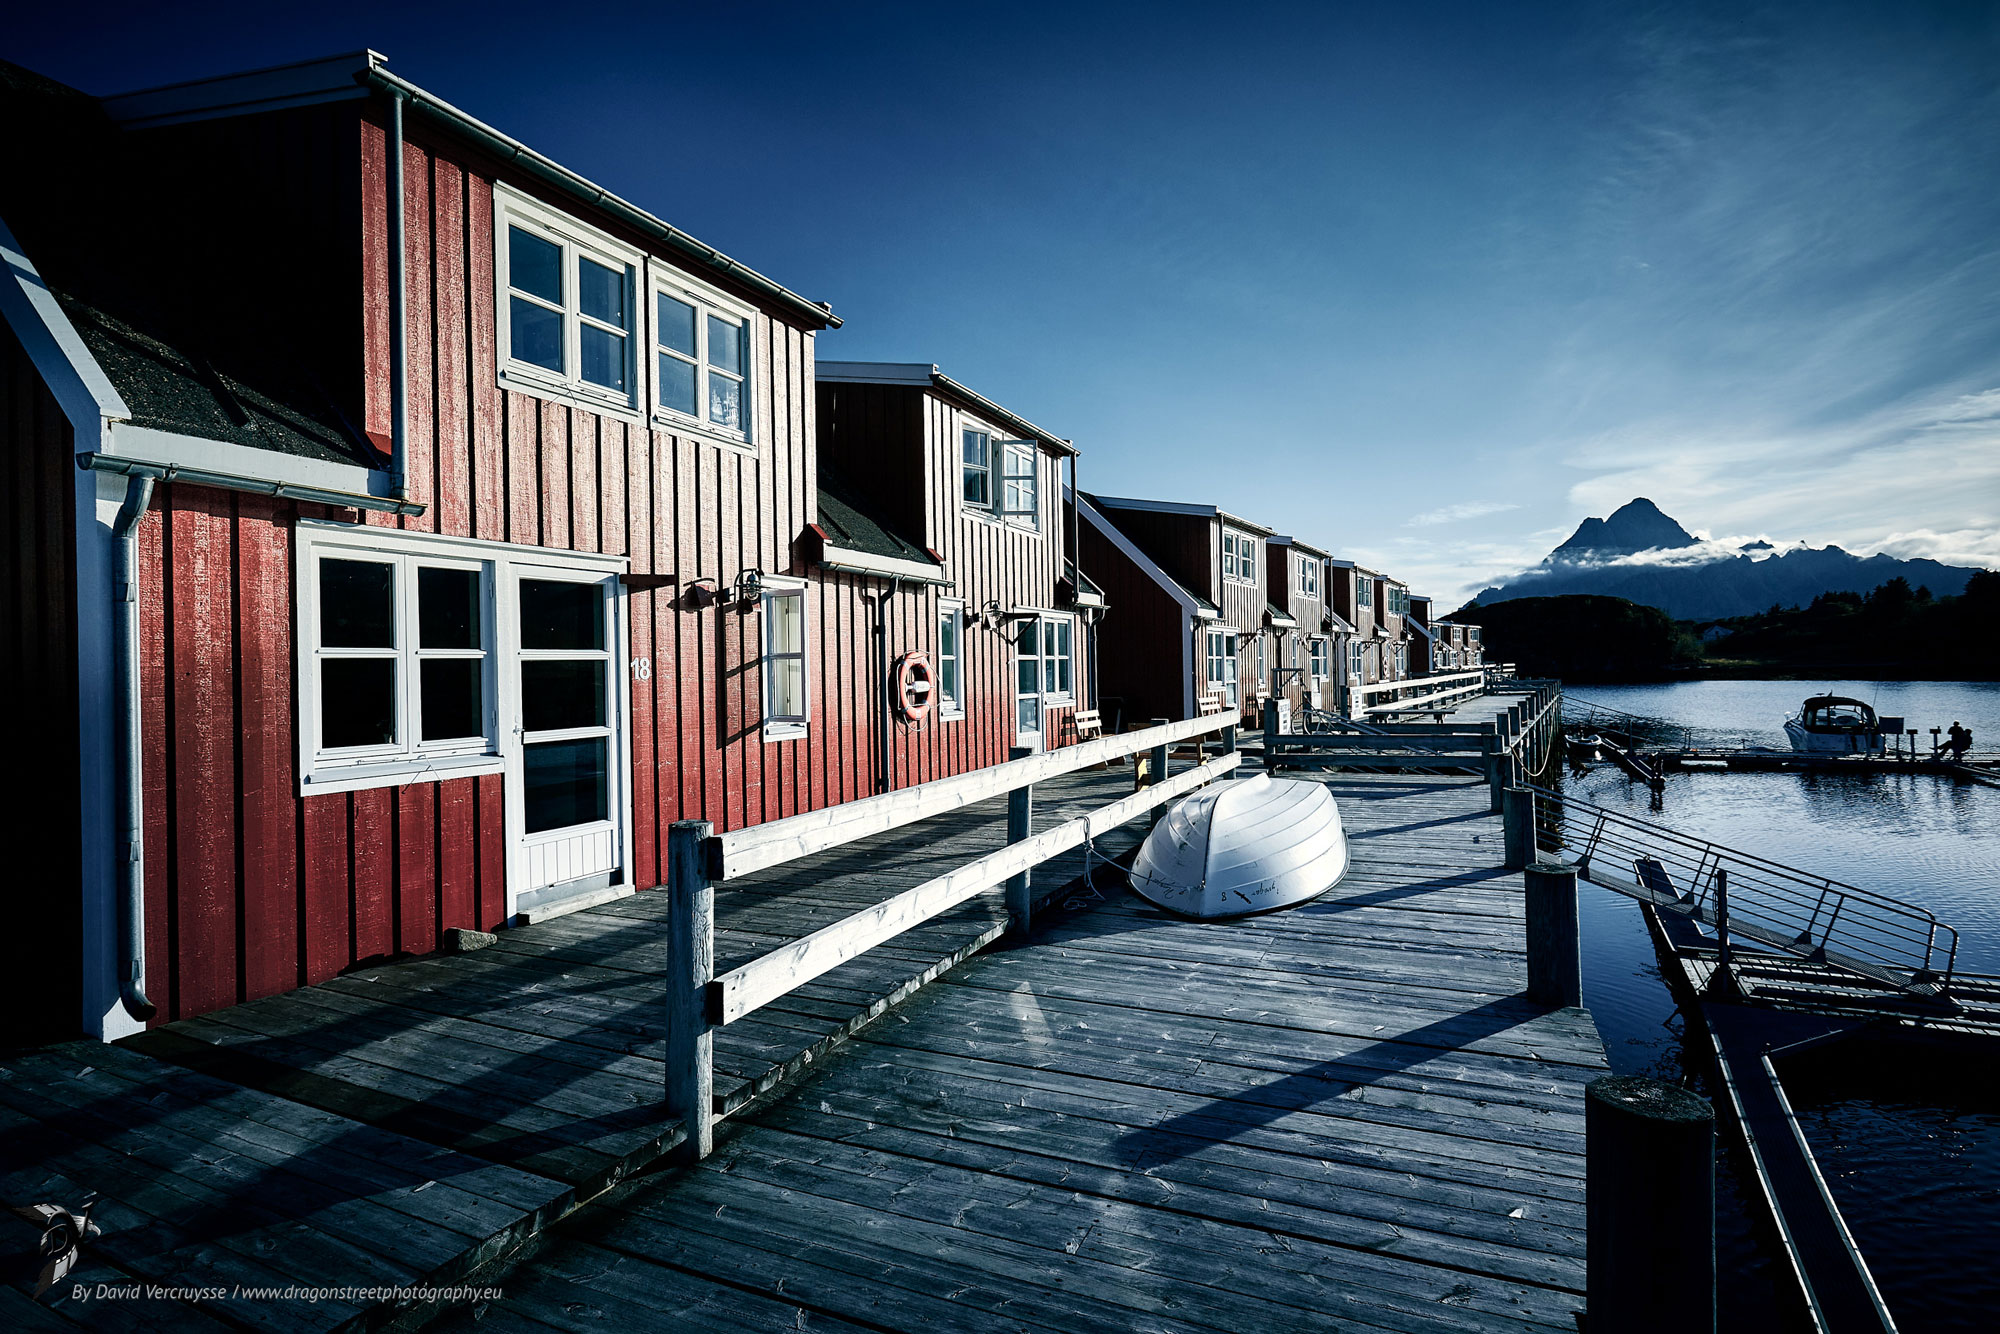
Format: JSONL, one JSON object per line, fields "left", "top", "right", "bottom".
{"left": 443, "top": 770, "right": 1607, "bottom": 1332}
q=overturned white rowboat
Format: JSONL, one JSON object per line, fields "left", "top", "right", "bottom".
{"left": 1128, "top": 773, "right": 1349, "bottom": 919}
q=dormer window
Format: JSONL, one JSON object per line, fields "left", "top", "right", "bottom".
{"left": 1299, "top": 556, "right": 1319, "bottom": 598}
{"left": 1223, "top": 531, "right": 1257, "bottom": 583}
{"left": 963, "top": 424, "right": 1038, "bottom": 530}
{"left": 1357, "top": 579, "right": 1374, "bottom": 610}
{"left": 654, "top": 281, "right": 753, "bottom": 445}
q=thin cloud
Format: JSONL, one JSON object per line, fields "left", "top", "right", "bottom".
{"left": 1405, "top": 501, "right": 1521, "bottom": 528}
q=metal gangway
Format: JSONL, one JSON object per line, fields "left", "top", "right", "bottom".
{"left": 1526, "top": 785, "right": 2000, "bottom": 1034}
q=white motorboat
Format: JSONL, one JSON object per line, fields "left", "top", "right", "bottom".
{"left": 1782, "top": 695, "right": 1887, "bottom": 755}
{"left": 1128, "top": 773, "right": 1348, "bottom": 919}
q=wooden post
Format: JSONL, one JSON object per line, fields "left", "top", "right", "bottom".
{"left": 1263, "top": 699, "right": 1278, "bottom": 772}
{"left": 1502, "top": 786, "right": 1534, "bottom": 871}
{"left": 1587, "top": 1076, "right": 1716, "bottom": 1333}
{"left": 1220, "top": 723, "right": 1237, "bottom": 756}
{"left": 1005, "top": 746, "right": 1035, "bottom": 936}
{"left": 1525, "top": 861, "right": 1581, "bottom": 1006}
{"left": 665, "top": 821, "right": 715, "bottom": 1162}
{"left": 1484, "top": 730, "right": 1505, "bottom": 813}
{"left": 1147, "top": 719, "right": 1171, "bottom": 829}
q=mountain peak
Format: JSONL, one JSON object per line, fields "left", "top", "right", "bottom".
{"left": 1553, "top": 497, "right": 1699, "bottom": 558}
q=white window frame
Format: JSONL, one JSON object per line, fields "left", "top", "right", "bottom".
{"left": 1309, "top": 636, "right": 1331, "bottom": 681}
{"left": 494, "top": 185, "right": 643, "bottom": 418}
{"left": 1206, "top": 628, "right": 1239, "bottom": 709}
{"left": 1357, "top": 578, "right": 1374, "bottom": 610}
{"left": 1035, "top": 613, "right": 1074, "bottom": 702}
{"left": 1299, "top": 556, "right": 1319, "bottom": 598}
{"left": 938, "top": 598, "right": 965, "bottom": 720}
{"left": 961, "top": 428, "right": 992, "bottom": 510}
{"left": 761, "top": 577, "right": 810, "bottom": 741}
{"left": 1348, "top": 639, "right": 1367, "bottom": 681}
{"left": 1255, "top": 633, "right": 1268, "bottom": 697}
{"left": 650, "top": 263, "right": 758, "bottom": 451}
{"left": 999, "top": 439, "right": 1039, "bottom": 529}
{"left": 1222, "top": 531, "right": 1258, "bottom": 584}
{"left": 296, "top": 528, "right": 502, "bottom": 795}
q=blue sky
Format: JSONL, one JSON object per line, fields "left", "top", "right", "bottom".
{"left": 15, "top": 1, "right": 1999, "bottom": 602}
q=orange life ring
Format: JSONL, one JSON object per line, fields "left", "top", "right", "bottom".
{"left": 895, "top": 651, "right": 936, "bottom": 722}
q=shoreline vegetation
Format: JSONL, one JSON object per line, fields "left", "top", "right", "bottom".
{"left": 1452, "top": 572, "right": 2000, "bottom": 684}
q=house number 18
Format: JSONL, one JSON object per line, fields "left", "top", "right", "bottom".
{"left": 630, "top": 658, "right": 652, "bottom": 680}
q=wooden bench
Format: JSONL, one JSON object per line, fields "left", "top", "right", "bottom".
{"left": 1072, "top": 708, "right": 1102, "bottom": 740}
{"left": 1197, "top": 691, "right": 1227, "bottom": 716}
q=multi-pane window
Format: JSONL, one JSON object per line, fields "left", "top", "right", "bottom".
{"left": 1000, "top": 441, "right": 1038, "bottom": 526}
{"left": 1386, "top": 587, "right": 1410, "bottom": 616}
{"left": 1222, "top": 532, "right": 1257, "bottom": 583}
{"left": 962, "top": 429, "right": 991, "bottom": 508}
{"left": 1039, "top": 616, "right": 1073, "bottom": 698}
{"left": 1206, "top": 629, "right": 1239, "bottom": 708}
{"left": 498, "top": 190, "right": 639, "bottom": 411}
{"left": 964, "top": 426, "right": 1038, "bottom": 529}
{"left": 938, "top": 600, "right": 964, "bottom": 717}
{"left": 1255, "top": 634, "right": 1267, "bottom": 695}
{"left": 763, "top": 583, "right": 809, "bottom": 739}
{"left": 308, "top": 548, "right": 494, "bottom": 773}
{"left": 1310, "top": 637, "right": 1331, "bottom": 681}
{"left": 656, "top": 284, "right": 752, "bottom": 443}
{"left": 1348, "top": 639, "right": 1367, "bottom": 680}
{"left": 1299, "top": 556, "right": 1319, "bottom": 598}
{"left": 1357, "top": 579, "right": 1374, "bottom": 610}
{"left": 1393, "top": 642, "right": 1409, "bottom": 677}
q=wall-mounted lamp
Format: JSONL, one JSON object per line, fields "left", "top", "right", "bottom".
{"left": 729, "top": 568, "right": 765, "bottom": 607}
{"left": 965, "top": 599, "right": 1005, "bottom": 632}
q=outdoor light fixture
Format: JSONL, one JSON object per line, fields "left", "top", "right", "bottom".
{"left": 730, "top": 568, "right": 765, "bottom": 606}
{"left": 966, "top": 599, "right": 1005, "bottom": 632}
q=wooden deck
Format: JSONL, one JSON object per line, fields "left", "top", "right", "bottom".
{"left": 440, "top": 770, "right": 1607, "bottom": 1333}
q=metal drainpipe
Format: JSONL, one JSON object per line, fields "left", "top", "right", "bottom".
{"left": 113, "top": 472, "right": 158, "bottom": 1020}
{"left": 386, "top": 89, "right": 409, "bottom": 499}
{"left": 871, "top": 585, "right": 893, "bottom": 795}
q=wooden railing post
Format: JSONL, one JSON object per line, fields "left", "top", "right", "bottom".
{"left": 1263, "top": 699, "right": 1278, "bottom": 771}
{"left": 1147, "top": 719, "right": 1171, "bottom": 829}
{"left": 1005, "top": 746, "right": 1035, "bottom": 936}
{"left": 1525, "top": 860, "right": 1581, "bottom": 1006}
{"left": 1587, "top": 1076, "right": 1716, "bottom": 1333}
{"left": 1502, "top": 786, "right": 1534, "bottom": 871}
{"left": 665, "top": 821, "right": 715, "bottom": 1162}
{"left": 1220, "top": 723, "right": 1237, "bottom": 756}
{"left": 1484, "top": 726, "right": 1505, "bottom": 813}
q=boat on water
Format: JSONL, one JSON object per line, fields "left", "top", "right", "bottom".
{"left": 1128, "top": 773, "right": 1348, "bottom": 919}
{"left": 1782, "top": 695, "right": 1890, "bottom": 755}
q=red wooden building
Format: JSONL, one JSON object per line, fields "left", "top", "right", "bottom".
{"left": 1264, "top": 536, "right": 1341, "bottom": 717}
{"left": 1076, "top": 493, "right": 1274, "bottom": 727}
{"left": 0, "top": 54, "right": 1091, "bottom": 1044}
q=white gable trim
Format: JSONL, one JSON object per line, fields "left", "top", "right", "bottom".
{"left": 1076, "top": 490, "right": 1199, "bottom": 719}
{"left": 0, "top": 214, "right": 129, "bottom": 435}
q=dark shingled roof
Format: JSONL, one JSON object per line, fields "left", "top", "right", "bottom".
{"left": 0, "top": 60, "right": 377, "bottom": 469}
{"left": 816, "top": 468, "right": 939, "bottom": 569}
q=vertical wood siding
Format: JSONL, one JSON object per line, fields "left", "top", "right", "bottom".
{"left": 1, "top": 323, "right": 83, "bottom": 1042}
{"left": 1079, "top": 516, "right": 1188, "bottom": 727}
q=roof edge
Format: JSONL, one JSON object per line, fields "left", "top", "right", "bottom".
{"left": 0, "top": 212, "right": 130, "bottom": 432}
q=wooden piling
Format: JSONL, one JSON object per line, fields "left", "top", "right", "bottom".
{"left": 1147, "top": 719, "right": 1171, "bottom": 828}
{"left": 1485, "top": 727, "right": 1506, "bottom": 813}
{"left": 1005, "top": 746, "right": 1035, "bottom": 935}
{"left": 1525, "top": 861, "right": 1582, "bottom": 1007}
{"left": 1586, "top": 1076, "right": 1716, "bottom": 1334}
{"left": 666, "top": 821, "right": 716, "bottom": 1162}
{"left": 1503, "top": 786, "right": 1534, "bottom": 871}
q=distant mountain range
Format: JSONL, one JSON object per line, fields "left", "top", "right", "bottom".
{"left": 1463, "top": 498, "right": 1983, "bottom": 621}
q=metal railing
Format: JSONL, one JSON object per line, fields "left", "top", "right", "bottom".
{"left": 1526, "top": 785, "right": 1959, "bottom": 993}
{"left": 1561, "top": 696, "right": 1693, "bottom": 748}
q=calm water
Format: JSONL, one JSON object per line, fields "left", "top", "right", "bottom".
{"left": 1560, "top": 680, "right": 2000, "bottom": 1332}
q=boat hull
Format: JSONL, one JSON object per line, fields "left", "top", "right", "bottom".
{"left": 1129, "top": 773, "right": 1348, "bottom": 919}
{"left": 1782, "top": 719, "right": 1884, "bottom": 754}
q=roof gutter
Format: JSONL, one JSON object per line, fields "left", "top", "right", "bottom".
{"left": 79, "top": 452, "right": 428, "bottom": 515}
{"left": 931, "top": 371, "right": 1074, "bottom": 454}
{"left": 361, "top": 68, "right": 840, "bottom": 332}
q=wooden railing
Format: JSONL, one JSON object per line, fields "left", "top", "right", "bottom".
{"left": 1351, "top": 668, "right": 1489, "bottom": 717}
{"left": 663, "top": 712, "right": 1239, "bottom": 1159}
{"left": 1266, "top": 681, "right": 1564, "bottom": 813}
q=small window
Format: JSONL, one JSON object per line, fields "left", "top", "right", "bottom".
{"left": 1255, "top": 634, "right": 1267, "bottom": 695}
{"left": 655, "top": 282, "right": 754, "bottom": 445}
{"left": 1223, "top": 532, "right": 1258, "bottom": 583}
{"left": 496, "top": 190, "right": 640, "bottom": 413}
{"left": 938, "top": 600, "right": 964, "bottom": 718}
{"left": 1299, "top": 556, "right": 1318, "bottom": 598}
{"left": 1348, "top": 640, "right": 1366, "bottom": 680}
{"left": 1310, "top": 637, "right": 1331, "bottom": 681}
{"left": 1000, "top": 441, "right": 1038, "bottom": 527}
{"left": 962, "top": 430, "right": 991, "bottom": 508}
{"left": 762, "top": 583, "right": 809, "bottom": 739}
{"left": 1357, "top": 580, "right": 1374, "bottom": 610}
{"left": 1038, "top": 616, "right": 1073, "bottom": 699}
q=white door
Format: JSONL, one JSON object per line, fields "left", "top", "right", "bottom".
{"left": 1015, "top": 618, "right": 1044, "bottom": 752}
{"left": 508, "top": 566, "right": 624, "bottom": 905}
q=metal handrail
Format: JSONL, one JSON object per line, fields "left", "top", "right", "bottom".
{"left": 1527, "top": 784, "right": 1960, "bottom": 993}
